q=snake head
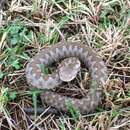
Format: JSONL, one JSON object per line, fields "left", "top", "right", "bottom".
{"left": 58, "top": 57, "right": 81, "bottom": 82}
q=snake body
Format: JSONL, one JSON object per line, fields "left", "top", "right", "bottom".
{"left": 26, "top": 42, "right": 108, "bottom": 114}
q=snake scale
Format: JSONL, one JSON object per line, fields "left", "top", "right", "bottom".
{"left": 25, "top": 42, "right": 108, "bottom": 114}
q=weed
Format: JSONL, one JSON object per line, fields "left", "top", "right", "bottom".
{"left": 66, "top": 99, "right": 80, "bottom": 123}
{"left": 59, "top": 118, "right": 66, "bottom": 130}
{"left": 0, "top": 87, "right": 17, "bottom": 112}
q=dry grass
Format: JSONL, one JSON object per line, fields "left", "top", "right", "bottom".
{"left": 0, "top": 0, "right": 130, "bottom": 130}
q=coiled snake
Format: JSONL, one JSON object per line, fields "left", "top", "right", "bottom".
{"left": 25, "top": 42, "right": 108, "bottom": 114}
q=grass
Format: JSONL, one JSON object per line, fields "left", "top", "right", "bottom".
{"left": 0, "top": 0, "right": 130, "bottom": 129}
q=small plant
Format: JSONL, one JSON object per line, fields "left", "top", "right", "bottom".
{"left": 59, "top": 118, "right": 66, "bottom": 130}
{"left": 0, "top": 87, "right": 9, "bottom": 112}
{"left": 0, "top": 71, "right": 4, "bottom": 79}
{"left": 40, "top": 64, "right": 50, "bottom": 75}
{"left": 66, "top": 99, "right": 80, "bottom": 123}
{"left": 25, "top": 89, "right": 46, "bottom": 117}
{"left": 0, "top": 87, "right": 17, "bottom": 112}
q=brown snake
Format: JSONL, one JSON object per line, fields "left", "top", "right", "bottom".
{"left": 25, "top": 42, "right": 108, "bottom": 114}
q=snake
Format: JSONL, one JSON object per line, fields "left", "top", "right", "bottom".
{"left": 25, "top": 42, "right": 108, "bottom": 114}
